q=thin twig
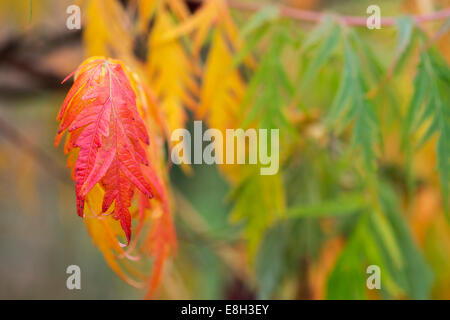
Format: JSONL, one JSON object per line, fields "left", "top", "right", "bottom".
{"left": 188, "top": 0, "right": 450, "bottom": 27}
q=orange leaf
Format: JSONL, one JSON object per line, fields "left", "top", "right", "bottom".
{"left": 56, "top": 57, "right": 154, "bottom": 243}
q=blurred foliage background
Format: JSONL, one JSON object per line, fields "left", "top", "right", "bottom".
{"left": 0, "top": 0, "right": 449, "bottom": 299}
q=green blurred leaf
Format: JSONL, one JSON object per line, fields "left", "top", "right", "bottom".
{"left": 326, "top": 38, "right": 381, "bottom": 171}
{"left": 300, "top": 15, "right": 334, "bottom": 53}
{"left": 230, "top": 171, "right": 286, "bottom": 257}
{"left": 326, "top": 215, "right": 369, "bottom": 299}
{"left": 402, "top": 47, "right": 450, "bottom": 217}
{"left": 287, "top": 192, "right": 365, "bottom": 218}
{"left": 241, "top": 5, "right": 280, "bottom": 37}
{"left": 255, "top": 222, "right": 289, "bottom": 299}
{"left": 300, "top": 24, "right": 341, "bottom": 90}
{"left": 377, "top": 183, "right": 433, "bottom": 299}
{"left": 370, "top": 210, "right": 403, "bottom": 270}
{"left": 393, "top": 17, "right": 415, "bottom": 75}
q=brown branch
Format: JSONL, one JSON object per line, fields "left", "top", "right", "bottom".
{"left": 0, "top": 31, "right": 80, "bottom": 95}
{"left": 0, "top": 114, "right": 70, "bottom": 185}
{"left": 189, "top": 0, "right": 450, "bottom": 26}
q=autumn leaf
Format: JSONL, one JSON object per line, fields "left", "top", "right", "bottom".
{"left": 74, "top": 65, "right": 177, "bottom": 298}
{"left": 55, "top": 57, "right": 154, "bottom": 243}
{"left": 146, "top": 5, "right": 200, "bottom": 170}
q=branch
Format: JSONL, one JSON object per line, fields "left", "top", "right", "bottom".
{"left": 189, "top": 0, "right": 450, "bottom": 26}
{"left": 0, "top": 114, "right": 70, "bottom": 185}
{"left": 0, "top": 31, "right": 80, "bottom": 95}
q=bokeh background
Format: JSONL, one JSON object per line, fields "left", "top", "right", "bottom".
{"left": 0, "top": 0, "right": 449, "bottom": 299}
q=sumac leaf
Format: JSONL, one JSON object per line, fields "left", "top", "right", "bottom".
{"left": 55, "top": 57, "right": 154, "bottom": 243}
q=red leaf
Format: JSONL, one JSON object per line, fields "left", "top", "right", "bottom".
{"left": 56, "top": 58, "right": 154, "bottom": 243}
{"left": 144, "top": 209, "right": 177, "bottom": 299}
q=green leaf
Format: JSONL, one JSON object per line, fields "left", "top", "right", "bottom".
{"left": 326, "top": 215, "right": 369, "bottom": 299}
{"left": 370, "top": 210, "right": 403, "bottom": 270}
{"left": 327, "top": 183, "right": 433, "bottom": 300}
{"left": 287, "top": 192, "right": 366, "bottom": 218}
{"left": 326, "top": 39, "right": 380, "bottom": 171}
{"left": 300, "top": 24, "right": 341, "bottom": 90}
{"left": 232, "top": 24, "right": 270, "bottom": 68}
{"left": 436, "top": 103, "right": 450, "bottom": 215}
{"left": 415, "top": 114, "right": 439, "bottom": 150}
{"left": 393, "top": 17, "right": 415, "bottom": 75}
{"left": 240, "top": 28, "right": 297, "bottom": 138}
{"left": 229, "top": 172, "right": 286, "bottom": 257}
{"left": 241, "top": 5, "right": 280, "bottom": 37}
{"left": 300, "top": 15, "right": 334, "bottom": 53}
{"left": 377, "top": 183, "right": 433, "bottom": 299}
{"left": 402, "top": 47, "right": 450, "bottom": 217}
{"left": 402, "top": 58, "right": 427, "bottom": 145}
{"left": 255, "top": 222, "right": 289, "bottom": 299}
{"left": 324, "top": 62, "right": 352, "bottom": 126}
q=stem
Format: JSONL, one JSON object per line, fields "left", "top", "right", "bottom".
{"left": 189, "top": 0, "right": 450, "bottom": 27}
